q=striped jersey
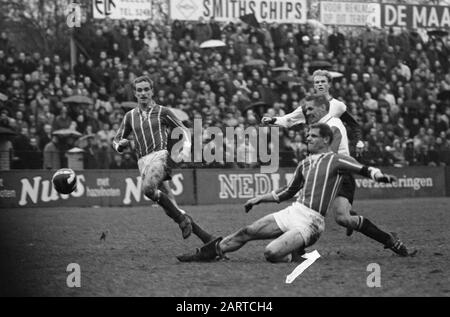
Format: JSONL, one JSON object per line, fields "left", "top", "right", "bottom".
{"left": 273, "top": 152, "right": 365, "bottom": 216}
{"left": 113, "top": 104, "right": 184, "bottom": 159}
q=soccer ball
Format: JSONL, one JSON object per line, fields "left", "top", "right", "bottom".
{"left": 52, "top": 168, "right": 77, "bottom": 194}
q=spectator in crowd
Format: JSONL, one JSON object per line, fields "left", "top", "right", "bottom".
{"left": 391, "top": 139, "right": 406, "bottom": 167}
{"left": 52, "top": 106, "right": 72, "bottom": 131}
{"left": 437, "top": 136, "right": 450, "bottom": 165}
{"left": 328, "top": 26, "right": 345, "bottom": 57}
{"left": 171, "top": 20, "right": 185, "bottom": 44}
{"left": 109, "top": 153, "right": 125, "bottom": 169}
{"left": 11, "top": 127, "right": 33, "bottom": 169}
{"left": 0, "top": 107, "right": 12, "bottom": 128}
{"left": 43, "top": 135, "right": 61, "bottom": 170}
{"left": 82, "top": 135, "right": 99, "bottom": 169}
{"left": 96, "top": 136, "right": 114, "bottom": 169}
{"left": 194, "top": 17, "right": 212, "bottom": 44}
{"left": 209, "top": 17, "right": 221, "bottom": 40}
{"left": 14, "top": 110, "right": 28, "bottom": 133}
{"left": 427, "top": 143, "right": 440, "bottom": 166}
{"left": 121, "top": 151, "right": 137, "bottom": 169}
{"left": 38, "top": 123, "right": 53, "bottom": 151}
{"left": 403, "top": 139, "right": 416, "bottom": 166}
{"left": 143, "top": 31, "right": 160, "bottom": 55}
{"left": 0, "top": 134, "right": 13, "bottom": 170}
{"left": 28, "top": 136, "right": 42, "bottom": 169}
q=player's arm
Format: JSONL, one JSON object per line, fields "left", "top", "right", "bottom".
{"left": 340, "top": 111, "right": 363, "bottom": 148}
{"left": 329, "top": 126, "right": 342, "bottom": 153}
{"left": 112, "top": 112, "right": 132, "bottom": 153}
{"left": 261, "top": 106, "right": 306, "bottom": 128}
{"left": 336, "top": 155, "right": 397, "bottom": 183}
{"left": 245, "top": 163, "right": 304, "bottom": 212}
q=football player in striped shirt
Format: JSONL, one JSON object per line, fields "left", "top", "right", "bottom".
{"left": 262, "top": 70, "right": 376, "bottom": 237}
{"left": 303, "top": 95, "right": 413, "bottom": 254}
{"left": 113, "top": 76, "right": 214, "bottom": 243}
{"left": 177, "top": 123, "right": 414, "bottom": 263}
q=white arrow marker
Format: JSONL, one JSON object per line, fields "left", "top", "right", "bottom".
{"left": 285, "top": 250, "right": 320, "bottom": 284}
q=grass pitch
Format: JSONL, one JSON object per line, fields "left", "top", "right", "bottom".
{"left": 0, "top": 197, "right": 449, "bottom": 296}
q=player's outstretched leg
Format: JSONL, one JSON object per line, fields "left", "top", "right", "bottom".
{"left": 153, "top": 189, "right": 193, "bottom": 239}
{"left": 384, "top": 232, "right": 416, "bottom": 256}
{"left": 140, "top": 160, "right": 193, "bottom": 238}
{"left": 333, "top": 197, "right": 367, "bottom": 235}
{"left": 332, "top": 197, "right": 414, "bottom": 256}
{"left": 160, "top": 181, "right": 215, "bottom": 243}
{"left": 176, "top": 237, "right": 223, "bottom": 262}
{"left": 357, "top": 219, "right": 415, "bottom": 256}
{"left": 177, "top": 214, "right": 283, "bottom": 262}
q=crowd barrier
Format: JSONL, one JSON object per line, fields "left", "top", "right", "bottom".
{"left": 0, "top": 167, "right": 448, "bottom": 208}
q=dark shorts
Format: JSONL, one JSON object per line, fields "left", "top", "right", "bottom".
{"left": 337, "top": 173, "right": 356, "bottom": 205}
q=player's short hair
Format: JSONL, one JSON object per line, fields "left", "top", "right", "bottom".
{"left": 310, "top": 123, "right": 334, "bottom": 145}
{"left": 305, "top": 94, "right": 330, "bottom": 111}
{"left": 312, "top": 69, "right": 332, "bottom": 83}
{"left": 133, "top": 75, "right": 154, "bottom": 90}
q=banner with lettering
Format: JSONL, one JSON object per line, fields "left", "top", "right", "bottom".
{"left": 195, "top": 168, "right": 296, "bottom": 204}
{"left": 0, "top": 167, "right": 447, "bottom": 208}
{"left": 381, "top": 3, "right": 450, "bottom": 29}
{"left": 319, "top": 2, "right": 381, "bottom": 27}
{"left": 196, "top": 166, "right": 447, "bottom": 204}
{"left": 0, "top": 170, "right": 195, "bottom": 208}
{"left": 354, "top": 166, "right": 446, "bottom": 199}
{"left": 93, "top": 0, "right": 152, "bottom": 20}
{"left": 169, "top": 0, "right": 307, "bottom": 24}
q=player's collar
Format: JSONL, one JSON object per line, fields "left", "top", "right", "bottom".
{"left": 138, "top": 101, "right": 157, "bottom": 115}
{"left": 309, "top": 151, "right": 333, "bottom": 162}
{"left": 319, "top": 113, "right": 332, "bottom": 124}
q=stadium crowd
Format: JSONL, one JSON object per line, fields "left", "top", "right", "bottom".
{"left": 0, "top": 17, "right": 450, "bottom": 170}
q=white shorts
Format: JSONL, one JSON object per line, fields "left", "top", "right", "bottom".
{"left": 137, "top": 150, "right": 171, "bottom": 183}
{"left": 273, "top": 202, "right": 325, "bottom": 247}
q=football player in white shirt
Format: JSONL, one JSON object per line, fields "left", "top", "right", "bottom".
{"left": 262, "top": 69, "right": 362, "bottom": 147}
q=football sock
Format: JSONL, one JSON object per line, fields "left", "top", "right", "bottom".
{"left": 191, "top": 221, "right": 214, "bottom": 243}
{"left": 355, "top": 215, "right": 363, "bottom": 230}
{"left": 358, "top": 217, "right": 392, "bottom": 246}
{"left": 216, "top": 241, "right": 224, "bottom": 257}
{"left": 156, "top": 191, "right": 214, "bottom": 242}
{"left": 157, "top": 192, "right": 185, "bottom": 223}
{"left": 200, "top": 237, "right": 222, "bottom": 258}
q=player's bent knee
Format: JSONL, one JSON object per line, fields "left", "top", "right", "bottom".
{"left": 332, "top": 196, "right": 351, "bottom": 210}
{"left": 143, "top": 185, "right": 159, "bottom": 201}
{"left": 335, "top": 213, "right": 352, "bottom": 228}
{"left": 264, "top": 247, "right": 285, "bottom": 263}
{"left": 264, "top": 248, "right": 277, "bottom": 262}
